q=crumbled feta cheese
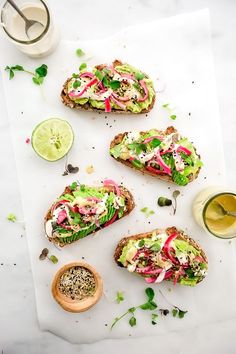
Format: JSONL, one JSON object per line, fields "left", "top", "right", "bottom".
{"left": 126, "top": 131, "right": 140, "bottom": 144}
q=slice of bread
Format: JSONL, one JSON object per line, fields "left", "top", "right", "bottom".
{"left": 110, "top": 126, "right": 201, "bottom": 185}
{"left": 45, "top": 184, "right": 135, "bottom": 247}
{"left": 114, "top": 226, "right": 208, "bottom": 285}
{"left": 61, "top": 60, "right": 155, "bottom": 114}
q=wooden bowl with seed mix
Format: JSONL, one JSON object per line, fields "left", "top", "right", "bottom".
{"left": 51, "top": 262, "right": 103, "bottom": 312}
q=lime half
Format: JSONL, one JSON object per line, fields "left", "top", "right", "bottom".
{"left": 31, "top": 118, "right": 74, "bottom": 161}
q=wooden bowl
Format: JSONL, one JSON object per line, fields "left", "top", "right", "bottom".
{"left": 51, "top": 262, "right": 103, "bottom": 313}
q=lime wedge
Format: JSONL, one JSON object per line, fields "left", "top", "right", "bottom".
{"left": 31, "top": 118, "right": 74, "bottom": 161}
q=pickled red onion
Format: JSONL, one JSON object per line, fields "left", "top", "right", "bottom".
{"left": 137, "top": 79, "right": 149, "bottom": 102}
{"left": 103, "top": 179, "right": 121, "bottom": 196}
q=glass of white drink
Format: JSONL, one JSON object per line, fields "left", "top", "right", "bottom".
{"left": 1, "top": 0, "right": 60, "bottom": 57}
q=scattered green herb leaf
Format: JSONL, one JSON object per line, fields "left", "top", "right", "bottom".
{"left": 138, "top": 239, "right": 145, "bottom": 248}
{"left": 172, "top": 307, "right": 188, "bottom": 318}
{"left": 145, "top": 287, "right": 155, "bottom": 301}
{"left": 139, "top": 301, "right": 157, "bottom": 310}
{"left": 157, "top": 197, "right": 172, "bottom": 207}
{"left": 79, "top": 63, "right": 87, "bottom": 71}
{"left": 76, "top": 48, "right": 85, "bottom": 57}
{"left": 140, "top": 207, "right": 155, "bottom": 217}
{"left": 70, "top": 182, "right": 78, "bottom": 191}
{"left": 35, "top": 64, "right": 48, "bottom": 77}
{"left": 72, "top": 73, "right": 79, "bottom": 79}
{"left": 172, "top": 308, "right": 178, "bottom": 317}
{"left": 95, "top": 69, "right": 104, "bottom": 81}
{"left": 102, "top": 76, "right": 109, "bottom": 87}
{"left": 116, "top": 291, "right": 124, "bottom": 304}
{"left": 49, "top": 255, "right": 58, "bottom": 264}
{"left": 128, "top": 307, "right": 136, "bottom": 313}
{"left": 80, "top": 184, "right": 86, "bottom": 192}
{"left": 178, "top": 309, "right": 188, "bottom": 319}
{"left": 129, "top": 316, "right": 136, "bottom": 327}
{"left": 150, "top": 138, "right": 161, "bottom": 148}
{"left": 6, "top": 213, "right": 17, "bottom": 222}
{"left": 150, "top": 243, "right": 161, "bottom": 252}
{"left": 73, "top": 80, "right": 81, "bottom": 89}
{"left": 32, "top": 76, "right": 44, "bottom": 85}
{"left": 109, "top": 80, "right": 120, "bottom": 90}
{"left": 151, "top": 313, "right": 158, "bottom": 325}
{"left": 162, "top": 103, "right": 177, "bottom": 120}
{"left": 135, "top": 72, "right": 145, "bottom": 81}
{"left": 133, "top": 82, "right": 141, "bottom": 91}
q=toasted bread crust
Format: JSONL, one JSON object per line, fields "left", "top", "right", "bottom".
{"left": 114, "top": 226, "right": 207, "bottom": 284}
{"left": 61, "top": 60, "right": 155, "bottom": 114}
{"left": 45, "top": 185, "right": 135, "bottom": 247}
{"left": 110, "top": 126, "right": 201, "bottom": 184}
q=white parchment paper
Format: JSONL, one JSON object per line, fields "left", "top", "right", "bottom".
{"left": 2, "top": 9, "right": 236, "bottom": 344}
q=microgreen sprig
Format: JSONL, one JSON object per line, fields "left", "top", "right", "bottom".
{"left": 6, "top": 213, "right": 17, "bottom": 222}
{"left": 162, "top": 103, "right": 177, "bottom": 120}
{"left": 140, "top": 207, "right": 155, "bottom": 217}
{"left": 159, "top": 289, "right": 188, "bottom": 319}
{"left": 6, "top": 213, "right": 25, "bottom": 228}
{"left": 111, "top": 288, "right": 157, "bottom": 329}
{"left": 5, "top": 64, "right": 48, "bottom": 85}
{"left": 116, "top": 291, "right": 124, "bottom": 304}
{"left": 39, "top": 248, "right": 58, "bottom": 264}
{"left": 157, "top": 190, "right": 180, "bottom": 214}
{"left": 76, "top": 48, "right": 85, "bottom": 57}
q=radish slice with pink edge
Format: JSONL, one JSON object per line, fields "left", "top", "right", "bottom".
{"left": 177, "top": 145, "right": 192, "bottom": 155}
{"left": 155, "top": 269, "right": 166, "bottom": 283}
{"left": 155, "top": 153, "right": 172, "bottom": 175}
{"left": 57, "top": 210, "right": 67, "bottom": 224}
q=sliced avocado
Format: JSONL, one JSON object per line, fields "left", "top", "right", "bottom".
{"left": 73, "top": 186, "right": 105, "bottom": 199}
{"left": 179, "top": 278, "right": 198, "bottom": 286}
{"left": 174, "top": 239, "right": 200, "bottom": 256}
{"left": 118, "top": 240, "right": 136, "bottom": 265}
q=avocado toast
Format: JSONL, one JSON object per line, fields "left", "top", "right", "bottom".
{"left": 110, "top": 126, "right": 202, "bottom": 186}
{"left": 45, "top": 180, "right": 135, "bottom": 247}
{"left": 114, "top": 227, "right": 208, "bottom": 286}
{"left": 61, "top": 60, "right": 155, "bottom": 114}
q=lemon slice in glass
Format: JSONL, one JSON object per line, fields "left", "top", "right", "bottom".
{"left": 31, "top": 118, "right": 74, "bottom": 161}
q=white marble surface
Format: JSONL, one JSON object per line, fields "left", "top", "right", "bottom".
{"left": 0, "top": 0, "right": 236, "bottom": 353}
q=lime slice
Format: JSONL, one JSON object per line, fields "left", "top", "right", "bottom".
{"left": 31, "top": 118, "right": 74, "bottom": 161}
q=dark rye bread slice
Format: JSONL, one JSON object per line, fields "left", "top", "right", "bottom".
{"left": 114, "top": 226, "right": 208, "bottom": 284}
{"left": 61, "top": 59, "right": 156, "bottom": 114}
{"left": 110, "top": 126, "right": 201, "bottom": 184}
{"left": 45, "top": 184, "right": 135, "bottom": 247}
